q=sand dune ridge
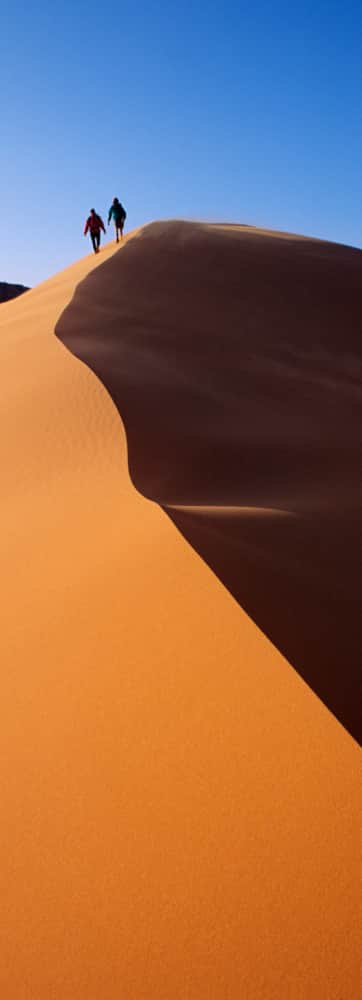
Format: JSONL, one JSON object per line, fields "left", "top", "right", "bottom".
{"left": 0, "top": 224, "right": 360, "bottom": 998}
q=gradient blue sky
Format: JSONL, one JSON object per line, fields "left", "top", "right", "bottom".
{"left": 1, "top": 1, "right": 361, "bottom": 285}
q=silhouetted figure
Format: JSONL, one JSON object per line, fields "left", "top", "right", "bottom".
{"left": 84, "top": 209, "right": 106, "bottom": 253}
{"left": 108, "top": 198, "right": 127, "bottom": 242}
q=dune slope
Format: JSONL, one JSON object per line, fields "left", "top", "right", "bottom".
{"left": 0, "top": 227, "right": 360, "bottom": 999}
{"left": 57, "top": 221, "right": 362, "bottom": 742}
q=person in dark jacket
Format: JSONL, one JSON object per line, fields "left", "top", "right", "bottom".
{"left": 84, "top": 209, "right": 106, "bottom": 253}
{"left": 108, "top": 197, "right": 126, "bottom": 242}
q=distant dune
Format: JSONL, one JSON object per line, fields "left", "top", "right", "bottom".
{"left": 0, "top": 225, "right": 360, "bottom": 999}
{"left": 0, "top": 280, "right": 29, "bottom": 303}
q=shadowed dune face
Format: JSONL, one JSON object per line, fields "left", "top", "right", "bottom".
{"left": 56, "top": 221, "right": 362, "bottom": 742}
{"left": 0, "top": 281, "right": 29, "bottom": 303}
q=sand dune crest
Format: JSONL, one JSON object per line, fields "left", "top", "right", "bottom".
{"left": 57, "top": 221, "right": 362, "bottom": 741}
{"left": 0, "top": 226, "right": 360, "bottom": 998}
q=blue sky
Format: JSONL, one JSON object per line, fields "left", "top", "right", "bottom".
{"left": 1, "top": 1, "right": 361, "bottom": 285}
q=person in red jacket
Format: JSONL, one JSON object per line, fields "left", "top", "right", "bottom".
{"left": 84, "top": 209, "right": 106, "bottom": 253}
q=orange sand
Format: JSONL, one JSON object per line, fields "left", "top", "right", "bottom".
{"left": 0, "top": 226, "right": 360, "bottom": 998}
{"left": 57, "top": 221, "right": 362, "bottom": 740}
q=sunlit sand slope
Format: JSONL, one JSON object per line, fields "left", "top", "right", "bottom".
{"left": 0, "top": 227, "right": 360, "bottom": 999}
{"left": 57, "top": 220, "right": 362, "bottom": 741}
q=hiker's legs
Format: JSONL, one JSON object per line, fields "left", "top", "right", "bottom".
{"left": 115, "top": 223, "right": 120, "bottom": 243}
{"left": 95, "top": 230, "right": 101, "bottom": 251}
{"left": 90, "top": 232, "right": 97, "bottom": 253}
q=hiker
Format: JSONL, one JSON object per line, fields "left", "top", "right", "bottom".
{"left": 108, "top": 197, "right": 127, "bottom": 242}
{"left": 84, "top": 209, "right": 106, "bottom": 253}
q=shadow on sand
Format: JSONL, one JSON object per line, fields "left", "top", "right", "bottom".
{"left": 55, "top": 221, "right": 362, "bottom": 743}
{"left": 164, "top": 503, "right": 361, "bottom": 742}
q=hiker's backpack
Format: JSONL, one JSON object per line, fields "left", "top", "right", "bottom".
{"left": 117, "top": 203, "right": 126, "bottom": 222}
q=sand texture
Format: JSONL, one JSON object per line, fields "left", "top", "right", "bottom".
{"left": 0, "top": 223, "right": 361, "bottom": 998}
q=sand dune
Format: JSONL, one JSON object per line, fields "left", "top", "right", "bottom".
{"left": 57, "top": 221, "right": 362, "bottom": 741}
{"left": 0, "top": 281, "right": 29, "bottom": 304}
{"left": 0, "top": 225, "right": 360, "bottom": 998}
